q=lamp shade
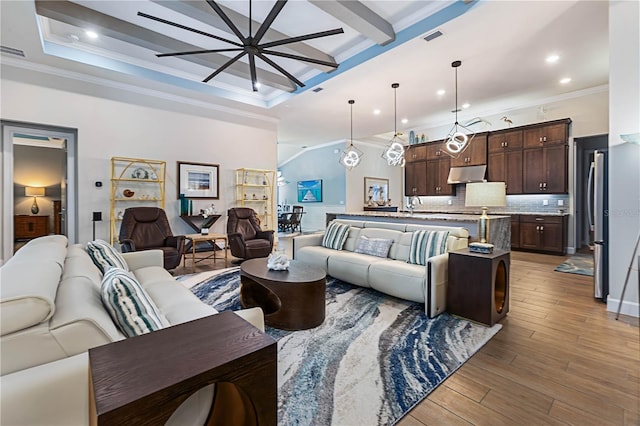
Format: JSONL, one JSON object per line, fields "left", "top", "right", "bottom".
{"left": 25, "top": 187, "right": 45, "bottom": 197}
{"left": 465, "top": 182, "right": 506, "bottom": 208}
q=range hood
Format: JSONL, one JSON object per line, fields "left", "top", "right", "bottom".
{"left": 447, "top": 165, "right": 487, "bottom": 184}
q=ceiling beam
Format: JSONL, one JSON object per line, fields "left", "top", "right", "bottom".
{"left": 152, "top": 0, "right": 337, "bottom": 73}
{"left": 309, "top": 0, "right": 395, "bottom": 46}
{"left": 34, "top": 1, "right": 296, "bottom": 91}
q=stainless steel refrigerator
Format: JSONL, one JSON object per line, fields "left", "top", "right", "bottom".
{"left": 588, "top": 150, "right": 608, "bottom": 301}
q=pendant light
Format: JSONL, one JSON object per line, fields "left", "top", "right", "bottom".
{"left": 382, "top": 83, "right": 406, "bottom": 167}
{"left": 340, "top": 99, "right": 363, "bottom": 170}
{"left": 444, "top": 60, "right": 475, "bottom": 157}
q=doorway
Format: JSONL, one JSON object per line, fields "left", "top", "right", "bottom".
{"left": 574, "top": 134, "right": 608, "bottom": 252}
{"left": 1, "top": 120, "right": 78, "bottom": 265}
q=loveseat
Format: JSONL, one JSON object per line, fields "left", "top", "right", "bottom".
{"left": 0, "top": 235, "right": 265, "bottom": 425}
{"left": 293, "top": 219, "right": 469, "bottom": 317}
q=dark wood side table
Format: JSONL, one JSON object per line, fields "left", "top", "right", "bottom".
{"left": 447, "top": 248, "right": 510, "bottom": 326}
{"left": 89, "top": 312, "right": 277, "bottom": 425}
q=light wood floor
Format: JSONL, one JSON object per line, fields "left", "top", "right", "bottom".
{"left": 174, "top": 244, "right": 640, "bottom": 426}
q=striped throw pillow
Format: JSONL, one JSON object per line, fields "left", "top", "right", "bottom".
{"left": 321, "top": 222, "right": 350, "bottom": 250}
{"left": 100, "top": 267, "right": 168, "bottom": 337}
{"left": 408, "top": 230, "right": 450, "bottom": 265}
{"left": 87, "top": 239, "right": 129, "bottom": 274}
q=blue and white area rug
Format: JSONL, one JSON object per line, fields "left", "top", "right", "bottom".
{"left": 178, "top": 268, "right": 501, "bottom": 426}
{"left": 554, "top": 253, "right": 594, "bottom": 276}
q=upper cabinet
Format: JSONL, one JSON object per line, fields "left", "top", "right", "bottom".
{"left": 488, "top": 130, "right": 523, "bottom": 153}
{"left": 523, "top": 122, "right": 568, "bottom": 148}
{"left": 450, "top": 133, "right": 488, "bottom": 167}
{"left": 406, "top": 145, "right": 427, "bottom": 162}
{"left": 488, "top": 130, "right": 523, "bottom": 194}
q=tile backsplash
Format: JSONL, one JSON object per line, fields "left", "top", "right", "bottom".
{"left": 410, "top": 185, "right": 569, "bottom": 214}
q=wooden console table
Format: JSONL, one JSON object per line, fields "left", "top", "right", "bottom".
{"left": 89, "top": 312, "right": 277, "bottom": 425}
{"left": 14, "top": 215, "right": 49, "bottom": 240}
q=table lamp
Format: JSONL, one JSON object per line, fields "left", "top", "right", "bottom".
{"left": 25, "top": 186, "right": 45, "bottom": 214}
{"left": 465, "top": 182, "right": 506, "bottom": 244}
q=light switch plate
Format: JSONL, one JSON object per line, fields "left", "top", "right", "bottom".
{"left": 543, "top": 200, "right": 549, "bottom": 206}
{"left": 558, "top": 200, "right": 564, "bottom": 206}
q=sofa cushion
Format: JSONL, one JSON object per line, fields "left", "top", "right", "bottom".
{"left": 0, "top": 260, "right": 62, "bottom": 336}
{"left": 354, "top": 235, "right": 393, "bottom": 258}
{"left": 322, "top": 222, "right": 350, "bottom": 250}
{"left": 294, "top": 246, "right": 335, "bottom": 271}
{"left": 408, "top": 230, "right": 450, "bottom": 266}
{"left": 327, "top": 252, "right": 386, "bottom": 288}
{"left": 87, "top": 240, "right": 129, "bottom": 274}
{"left": 369, "top": 260, "right": 426, "bottom": 303}
{"left": 100, "top": 268, "right": 168, "bottom": 337}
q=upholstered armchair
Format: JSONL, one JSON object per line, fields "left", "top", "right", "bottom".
{"left": 119, "top": 207, "right": 185, "bottom": 270}
{"left": 227, "top": 208, "right": 274, "bottom": 260}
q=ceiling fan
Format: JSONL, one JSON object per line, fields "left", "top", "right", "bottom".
{"left": 138, "top": 0, "right": 344, "bottom": 91}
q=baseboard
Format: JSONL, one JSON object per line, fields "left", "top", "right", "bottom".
{"left": 566, "top": 246, "right": 576, "bottom": 255}
{"left": 607, "top": 298, "right": 640, "bottom": 318}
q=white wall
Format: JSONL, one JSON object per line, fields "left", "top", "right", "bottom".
{"left": 608, "top": 0, "right": 640, "bottom": 317}
{"left": 1, "top": 80, "right": 278, "bottom": 252}
{"left": 345, "top": 142, "right": 404, "bottom": 211}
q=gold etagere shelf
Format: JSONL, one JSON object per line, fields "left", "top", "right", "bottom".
{"left": 235, "top": 168, "right": 275, "bottom": 231}
{"left": 110, "top": 157, "right": 166, "bottom": 244}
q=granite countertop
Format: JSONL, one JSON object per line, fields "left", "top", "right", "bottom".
{"left": 400, "top": 209, "right": 570, "bottom": 217}
{"left": 336, "top": 211, "right": 510, "bottom": 222}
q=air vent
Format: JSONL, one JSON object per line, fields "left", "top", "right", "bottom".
{"left": 0, "top": 45, "right": 26, "bottom": 58}
{"left": 423, "top": 30, "right": 443, "bottom": 42}
{"left": 312, "top": 87, "right": 324, "bottom": 93}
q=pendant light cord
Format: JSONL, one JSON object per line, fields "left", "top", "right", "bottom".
{"left": 454, "top": 65, "right": 458, "bottom": 125}
{"left": 392, "top": 82, "right": 399, "bottom": 137}
{"left": 349, "top": 99, "right": 355, "bottom": 146}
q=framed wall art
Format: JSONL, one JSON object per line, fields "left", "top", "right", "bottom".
{"left": 177, "top": 161, "right": 219, "bottom": 199}
{"left": 364, "top": 177, "right": 389, "bottom": 205}
{"left": 297, "top": 179, "right": 323, "bottom": 203}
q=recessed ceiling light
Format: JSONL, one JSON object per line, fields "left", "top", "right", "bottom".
{"left": 373, "top": 109, "right": 381, "bottom": 115}
{"left": 462, "top": 103, "right": 470, "bottom": 109}
{"left": 560, "top": 77, "right": 572, "bottom": 84}
{"left": 401, "top": 118, "right": 408, "bottom": 124}
{"left": 437, "top": 89, "right": 446, "bottom": 96}
{"left": 546, "top": 54, "right": 560, "bottom": 64}
{"left": 85, "top": 30, "right": 98, "bottom": 39}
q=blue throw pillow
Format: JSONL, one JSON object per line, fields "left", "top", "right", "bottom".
{"left": 86, "top": 239, "right": 129, "bottom": 274}
{"left": 100, "top": 267, "right": 167, "bottom": 337}
{"left": 408, "top": 230, "right": 450, "bottom": 266}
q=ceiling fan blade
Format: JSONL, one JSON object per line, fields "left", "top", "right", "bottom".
{"left": 253, "top": 0, "right": 287, "bottom": 44}
{"left": 205, "top": 0, "right": 246, "bottom": 42}
{"left": 256, "top": 52, "right": 305, "bottom": 88}
{"left": 260, "top": 28, "right": 344, "bottom": 49}
{"left": 262, "top": 49, "right": 338, "bottom": 68}
{"left": 248, "top": 52, "right": 258, "bottom": 92}
{"left": 203, "top": 51, "right": 247, "bottom": 83}
{"left": 137, "top": 12, "right": 242, "bottom": 47}
{"left": 158, "top": 48, "right": 244, "bottom": 58}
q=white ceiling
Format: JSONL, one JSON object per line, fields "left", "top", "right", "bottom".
{"left": 0, "top": 1, "right": 609, "bottom": 164}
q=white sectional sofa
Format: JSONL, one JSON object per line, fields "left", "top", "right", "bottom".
{"left": 293, "top": 219, "right": 469, "bottom": 317}
{"left": 0, "top": 235, "right": 264, "bottom": 425}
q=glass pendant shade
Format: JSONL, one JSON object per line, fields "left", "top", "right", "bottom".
{"left": 340, "top": 99, "right": 363, "bottom": 170}
{"left": 383, "top": 83, "right": 406, "bottom": 167}
{"left": 444, "top": 60, "right": 474, "bottom": 158}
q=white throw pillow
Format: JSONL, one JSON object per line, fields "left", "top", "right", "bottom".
{"left": 407, "top": 230, "right": 450, "bottom": 266}
{"left": 354, "top": 235, "right": 393, "bottom": 258}
{"left": 86, "top": 239, "right": 129, "bottom": 274}
{"left": 321, "top": 222, "right": 350, "bottom": 250}
{"left": 100, "top": 267, "right": 168, "bottom": 337}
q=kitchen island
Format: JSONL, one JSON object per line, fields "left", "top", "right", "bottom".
{"left": 327, "top": 211, "right": 511, "bottom": 251}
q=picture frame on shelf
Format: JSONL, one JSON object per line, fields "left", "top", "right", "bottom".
{"left": 178, "top": 161, "right": 220, "bottom": 199}
{"left": 364, "top": 177, "right": 389, "bottom": 205}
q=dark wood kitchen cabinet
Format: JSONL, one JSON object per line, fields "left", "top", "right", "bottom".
{"left": 426, "top": 157, "right": 454, "bottom": 196}
{"left": 523, "top": 143, "right": 568, "bottom": 193}
{"left": 450, "top": 133, "right": 488, "bottom": 167}
{"left": 488, "top": 129, "right": 523, "bottom": 194}
{"left": 523, "top": 122, "right": 568, "bottom": 148}
{"left": 406, "top": 144, "right": 427, "bottom": 162}
{"left": 518, "top": 215, "right": 567, "bottom": 255}
{"left": 404, "top": 160, "right": 427, "bottom": 196}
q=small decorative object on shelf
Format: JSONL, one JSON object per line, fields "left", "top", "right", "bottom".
{"left": 267, "top": 251, "right": 290, "bottom": 271}
{"left": 123, "top": 189, "right": 135, "bottom": 198}
{"left": 131, "top": 167, "right": 149, "bottom": 180}
{"left": 469, "top": 242, "right": 495, "bottom": 254}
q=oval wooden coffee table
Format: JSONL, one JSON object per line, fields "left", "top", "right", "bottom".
{"left": 240, "top": 258, "right": 326, "bottom": 330}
